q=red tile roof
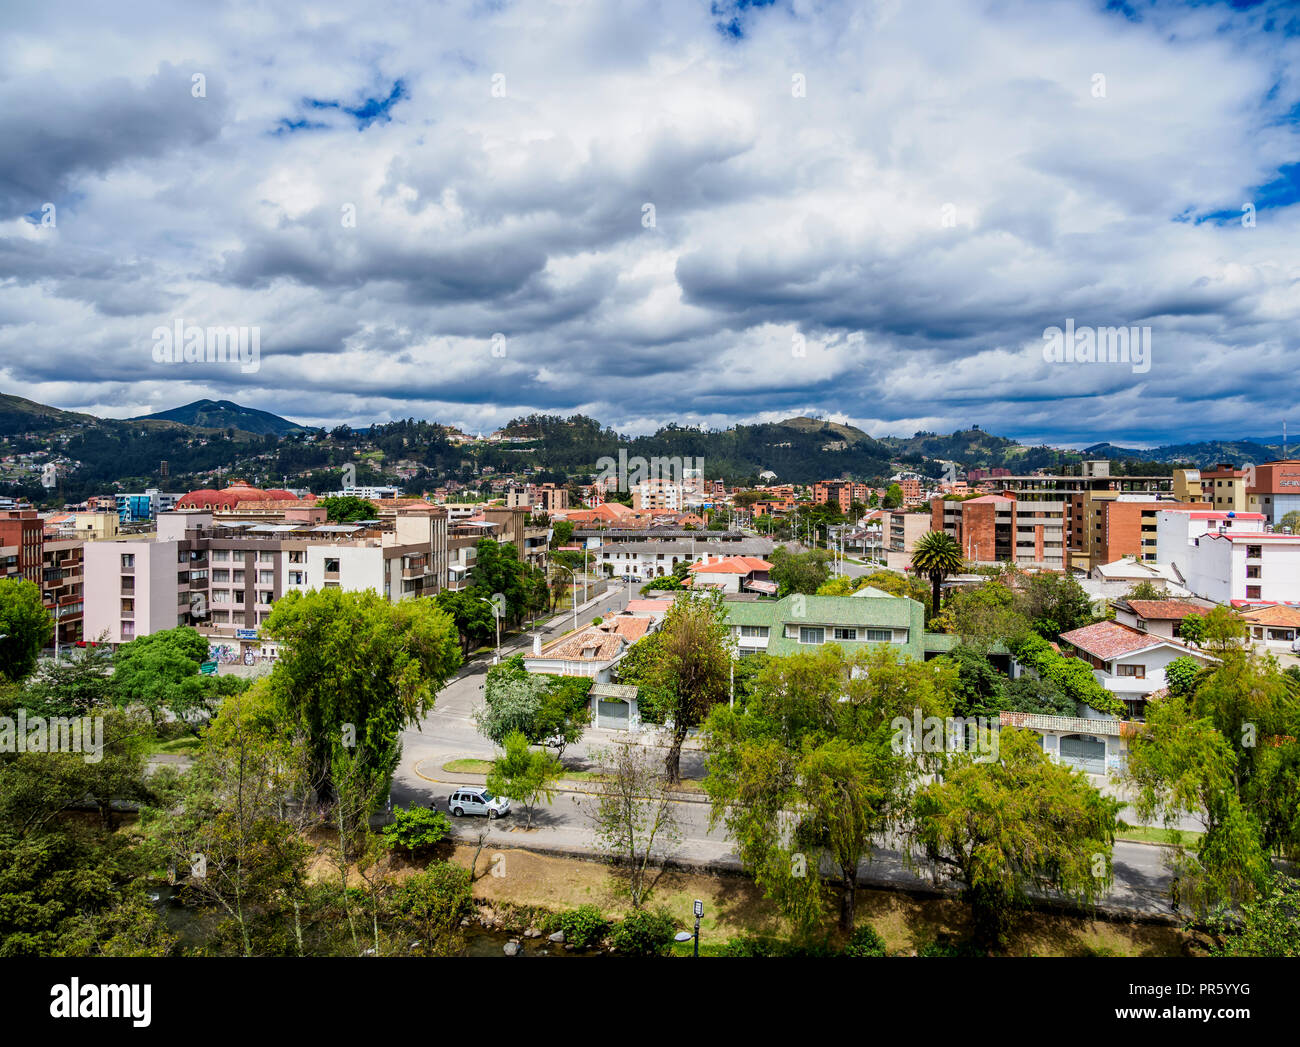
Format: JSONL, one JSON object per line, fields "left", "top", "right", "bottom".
{"left": 1059, "top": 621, "right": 1167, "bottom": 659}
{"left": 1124, "top": 599, "right": 1211, "bottom": 620}
{"left": 688, "top": 555, "right": 772, "bottom": 575}
{"left": 1240, "top": 605, "right": 1300, "bottom": 628}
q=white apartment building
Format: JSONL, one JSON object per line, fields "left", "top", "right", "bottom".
{"left": 1155, "top": 509, "right": 1300, "bottom": 603}
{"left": 631, "top": 479, "right": 682, "bottom": 512}
{"left": 335, "top": 485, "right": 402, "bottom": 501}
{"left": 84, "top": 509, "right": 447, "bottom": 649}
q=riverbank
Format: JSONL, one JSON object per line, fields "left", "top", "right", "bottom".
{"left": 444, "top": 844, "right": 1203, "bottom": 957}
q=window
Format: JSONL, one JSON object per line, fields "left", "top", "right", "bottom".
{"left": 258, "top": 570, "right": 274, "bottom": 584}
{"left": 1247, "top": 585, "right": 1261, "bottom": 600}
{"left": 212, "top": 569, "right": 229, "bottom": 582}
{"left": 211, "top": 549, "right": 229, "bottom": 562}
{"left": 1246, "top": 565, "right": 1261, "bottom": 579}
{"left": 289, "top": 572, "right": 304, "bottom": 586}
{"left": 120, "top": 553, "right": 134, "bottom": 568}
{"left": 231, "top": 570, "right": 244, "bottom": 584}
{"left": 799, "top": 627, "right": 824, "bottom": 644}
{"left": 740, "top": 625, "right": 769, "bottom": 638}
{"left": 865, "top": 629, "right": 892, "bottom": 643}
{"left": 833, "top": 627, "right": 858, "bottom": 640}
{"left": 1117, "top": 664, "right": 1145, "bottom": 678}
{"left": 1246, "top": 545, "right": 1262, "bottom": 559}
{"left": 325, "top": 558, "right": 340, "bottom": 574}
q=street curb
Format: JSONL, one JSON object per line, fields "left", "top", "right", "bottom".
{"left": 411, "top": 758, "right": 714, "bottom": 804}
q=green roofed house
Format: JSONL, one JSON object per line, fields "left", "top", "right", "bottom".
{"left": 722, "top": 591, "right": 956, "bottom": 660}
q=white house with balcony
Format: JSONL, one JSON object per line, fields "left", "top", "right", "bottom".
{"left": 1057, "top": 620, "right": 1215, "bottom": 723}
{"left": 1002, "top": 620, "right": 1216, "bottom": 777}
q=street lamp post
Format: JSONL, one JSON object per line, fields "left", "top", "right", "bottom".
{"left": 475, "top": 595, "right": 501, "bottom": 664}
{"left": 675, "top": 899, "right": 703, "bottom": 956}
{"left": 555, "top": 564, "right": 579, "bottom": 634}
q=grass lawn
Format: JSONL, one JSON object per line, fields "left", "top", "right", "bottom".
{"left": 1116, "top": 825, "right": 1203, "bottom": 847}
{"left": 441, "top": 759, "right": 604, "bottom": 782}
{"left": 145, "top": 734, "right": 203, "bottom": 756}
{"left": 449, "top": 846, "right": 1201, "bottom": 957}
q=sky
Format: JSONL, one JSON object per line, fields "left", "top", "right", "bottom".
{"left": 1, "top": 0, "right": 1298, "bottom": 446}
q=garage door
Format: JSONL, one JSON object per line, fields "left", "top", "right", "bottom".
{"left": 597, "top": 699, "right": 630, "bottom": 730}
{"left": 1060, "top": 735, "right": 1106, "bottom": 775}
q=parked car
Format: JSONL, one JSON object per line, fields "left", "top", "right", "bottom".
{"left": 447, "top": 787, "right": 510, "bottom": 819}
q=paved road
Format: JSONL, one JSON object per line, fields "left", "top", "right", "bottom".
{"left": 391, "top": 584, "right": 1182, "bottom": 920}
{"left": 393, "top": 745, "right": 1179, "bottom": 920}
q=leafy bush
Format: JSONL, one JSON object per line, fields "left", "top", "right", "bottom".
{"left": 917, "top": 935, "right": 984, "bottom": 957}
{"left": 558, "top": 904, "right": 608, "bottom": 949}
{"left": 1164, "top": 656, "right": 1201, "bottom": 697}
{"left": 1011, "top": 634, "right": 1126, "bottom": 718}
{"left": 611, "top": 908, "right": 676, "bottom": 956}
{"left": 720, "top": 935, "right": 837, "bottom": 957}
{"left": 382, "top": 804, "right": 452, "bottom": 855}
{"left": 842, "top": 925, "right": 887, "bottom": 957}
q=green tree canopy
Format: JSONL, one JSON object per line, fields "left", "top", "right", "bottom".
{"left": 317, "top": 495, "right": 379, "bottom": 522}
{"left": 704, "top": 644, "right": 955, "bottom": 935}
{"left": 0, "top": 578, "right": 53, "bottom": 683}
{"left": 768, "top": 545, "right": 833, "bottom": 596}
{"left": 910, "top": 727, "right": 1121, "bottom": 947}
{"left": 909, "top": 531, "right": 965, "bottom": 617}
{"left": 262, "top": 588, "right": 462, "bottom": 810}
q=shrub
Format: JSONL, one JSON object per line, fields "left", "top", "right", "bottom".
{"left": 917, "top": 935, "right": 984, "bottom": 957}
{"left": 381, "top": 805, "right": 452, "bottom": 855}
{"left": 558, "top": 904, "right": 608, "bottom": 949}
{"left": 720, "top": 935, "right": 837, "bottom": 957}
{"left": 611, "top": 908, "right": 676, "bottom": 956}
{"left": 842, "top": 925, "right": 887, "bottom": 957}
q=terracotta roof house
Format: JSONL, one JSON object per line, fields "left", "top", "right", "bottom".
{"left": 1111, "top": 597, "right": 1216, "bottom": 640}
{"left": 688, "top": 554, "right": 774, "bottom": 594}
{"left": 523, "top": 615, "right": 659, "bottom": 682}
{"left": 1056, "top": 621, "right": 1214, "bottom": 721}
{"left": 1239, "top": 604, "right": 1300, "bottom": 651}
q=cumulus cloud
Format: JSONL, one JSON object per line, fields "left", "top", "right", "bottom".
{"left": 0, "top": 0, "right": 1297, "bottom": 445}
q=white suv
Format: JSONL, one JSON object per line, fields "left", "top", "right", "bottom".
{"left": 448, "top": 788, "right": 510, "bottom": 819}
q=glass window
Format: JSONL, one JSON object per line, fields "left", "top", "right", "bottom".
{"left": 865, "top": 629, "right": 892, "bottom": 643}
{"left": 799, "top": 627, "right": 824, "bottom": 644}
{"left": 833, "top": 627, "right": 858, "bottom": 640}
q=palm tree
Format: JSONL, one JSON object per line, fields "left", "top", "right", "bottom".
{"left": 910, "top": 530, "right": 965, "bottom": 616}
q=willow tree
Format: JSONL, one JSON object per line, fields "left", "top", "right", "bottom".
{"left": 703, "top": 645, "right": 955, "bottom": 935}
{"left": 263, "top": 588, "right": 462, "bottom": 814}
{"left": 909, "top": 727, "right": 1121, "bottom": 948}
{"left": 640, "top": 591, "right": 733, "bottom": 783}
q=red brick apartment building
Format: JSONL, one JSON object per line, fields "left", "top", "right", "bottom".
{"left": 0, "top": 509, "right": 44, "bottom": 583}
{"left": 813, "top": 480, "right": 870, "bottom": 514}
